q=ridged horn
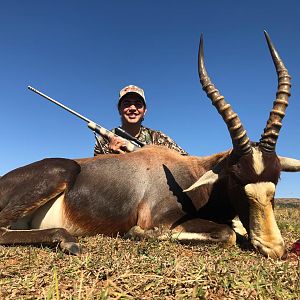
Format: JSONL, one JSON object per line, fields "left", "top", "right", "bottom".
{"left": 198, "top": 34, "right": 252, "bottom": 156}
{"left": 259, "top": 31, "right": 291, "bottom": 153}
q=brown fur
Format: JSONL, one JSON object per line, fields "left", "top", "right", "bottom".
{"left": 0, "top": 33, "right": 297, "bottom": 258}
{"left": 0, "top": 142, "right": 292, "bottom": 258}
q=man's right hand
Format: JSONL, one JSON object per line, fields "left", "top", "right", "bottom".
{"left": 108, "top": 136, "right": 128, "bottom": 153}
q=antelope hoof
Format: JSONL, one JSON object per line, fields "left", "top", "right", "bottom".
{"left": 60, "top": 241, "right": 82, "bottom": 255}
{"left": 124, "top": 226, "right": 161, "bottom": 241}
{"left": 211, "top": 227, "right": 237, "bottom": 247}
{"left": 124, "top": 225, "right": 145, "bottom": 240}
{"left": 223, "top": 230, "right": 237, "bottom": 247}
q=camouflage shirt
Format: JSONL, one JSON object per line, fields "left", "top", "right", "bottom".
{"left": 94, "top": 125, "right": 188, "bottom": 156}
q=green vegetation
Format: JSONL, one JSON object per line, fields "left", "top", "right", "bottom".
{"left": 0, "top": 201, "right": 299, "bottom": 299}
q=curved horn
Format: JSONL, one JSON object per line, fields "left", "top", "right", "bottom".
{"left": 198, "top": 34, "right": 252, "bottom": 156}
{"left": 259, "top": 31, "right": 291, "bottom": 153}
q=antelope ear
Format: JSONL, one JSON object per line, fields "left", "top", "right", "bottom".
{"left": 183, "top": 170, "right": 219, "bottom": 192}
{"left": 279, "top": 156, "right": 300, "bottom": 172}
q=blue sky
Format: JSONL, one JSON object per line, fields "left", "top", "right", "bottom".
{"left": 1, "top": 1, "right": 300, "bottom": 197}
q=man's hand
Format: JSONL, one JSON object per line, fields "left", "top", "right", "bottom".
{"left": 108, "top": 136, "right": 128, "bottom": 154}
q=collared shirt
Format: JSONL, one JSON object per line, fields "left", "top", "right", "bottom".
{"left": 94, "top": 125, "right": 188, "bottom": 156}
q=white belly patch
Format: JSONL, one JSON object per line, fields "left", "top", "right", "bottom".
{"left": 11, "top": 195, "right": 86, "bottom": 236}
{"left": 29, "top": 195, "right": 85, "bottom": 236}
{"left": 31, "top": 194, "right": 66, "bottom": 229}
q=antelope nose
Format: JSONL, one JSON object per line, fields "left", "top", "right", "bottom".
{"left": 255, "top": 242, "right": 286, "bottom": 259}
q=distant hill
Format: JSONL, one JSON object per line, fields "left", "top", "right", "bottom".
{"left": 275, "top": 198, "right": 300, "bottom": 207}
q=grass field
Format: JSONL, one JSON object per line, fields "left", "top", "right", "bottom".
{"left": 0, "top": 199, "right": 299, "bottom": 299}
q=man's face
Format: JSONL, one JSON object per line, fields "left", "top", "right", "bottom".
{"left": 119, "top": 94, "right": 146, "bottom": 125}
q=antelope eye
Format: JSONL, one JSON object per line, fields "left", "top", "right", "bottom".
{"left": 230, "top": 172, "right": 243, "bottom": 186}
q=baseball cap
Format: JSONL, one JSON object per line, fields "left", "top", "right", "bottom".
{"left": 118, "top": 85, "right": 146, "bottom": 107}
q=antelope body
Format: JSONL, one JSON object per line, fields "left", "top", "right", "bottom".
{"left": 1, "top": 32, "right": 299, "bottom": 259}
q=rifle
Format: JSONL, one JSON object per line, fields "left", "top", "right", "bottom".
{"left": 27, "top": 86, "right": 144, "bottom": 152}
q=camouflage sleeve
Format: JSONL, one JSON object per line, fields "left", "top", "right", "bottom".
{"left": 94, "top": 134, "right": 111, "bottom": 156}
{"left": 150, "top": 130, "right": 188, "bottom": 155}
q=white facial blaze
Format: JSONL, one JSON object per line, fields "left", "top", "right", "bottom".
{"left": 245, "top": 182, "right": 275, "bottom": 206}
{"left": 252, "top": 148, "right": 264, "bottom": 175}
{"left": 244, "top": 182, "right": 285, "bottom": 258}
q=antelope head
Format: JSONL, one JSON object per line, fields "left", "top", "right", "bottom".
{"left": 188, "top": 32, "right": 292, "bottom": 258}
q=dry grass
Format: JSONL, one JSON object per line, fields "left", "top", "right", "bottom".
{"left": 0, "top": 200, "right": 299, "bottom": 299}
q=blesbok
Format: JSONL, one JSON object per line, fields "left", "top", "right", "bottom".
{"left": 0, "top": 32, "right": 299, "bottom": 259}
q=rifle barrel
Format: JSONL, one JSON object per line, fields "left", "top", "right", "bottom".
{"left": 28, "top": 86, "right": 92, "bottom": 123}
{"left": 28, "top": 85, "right": 142, "bottom": 152}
